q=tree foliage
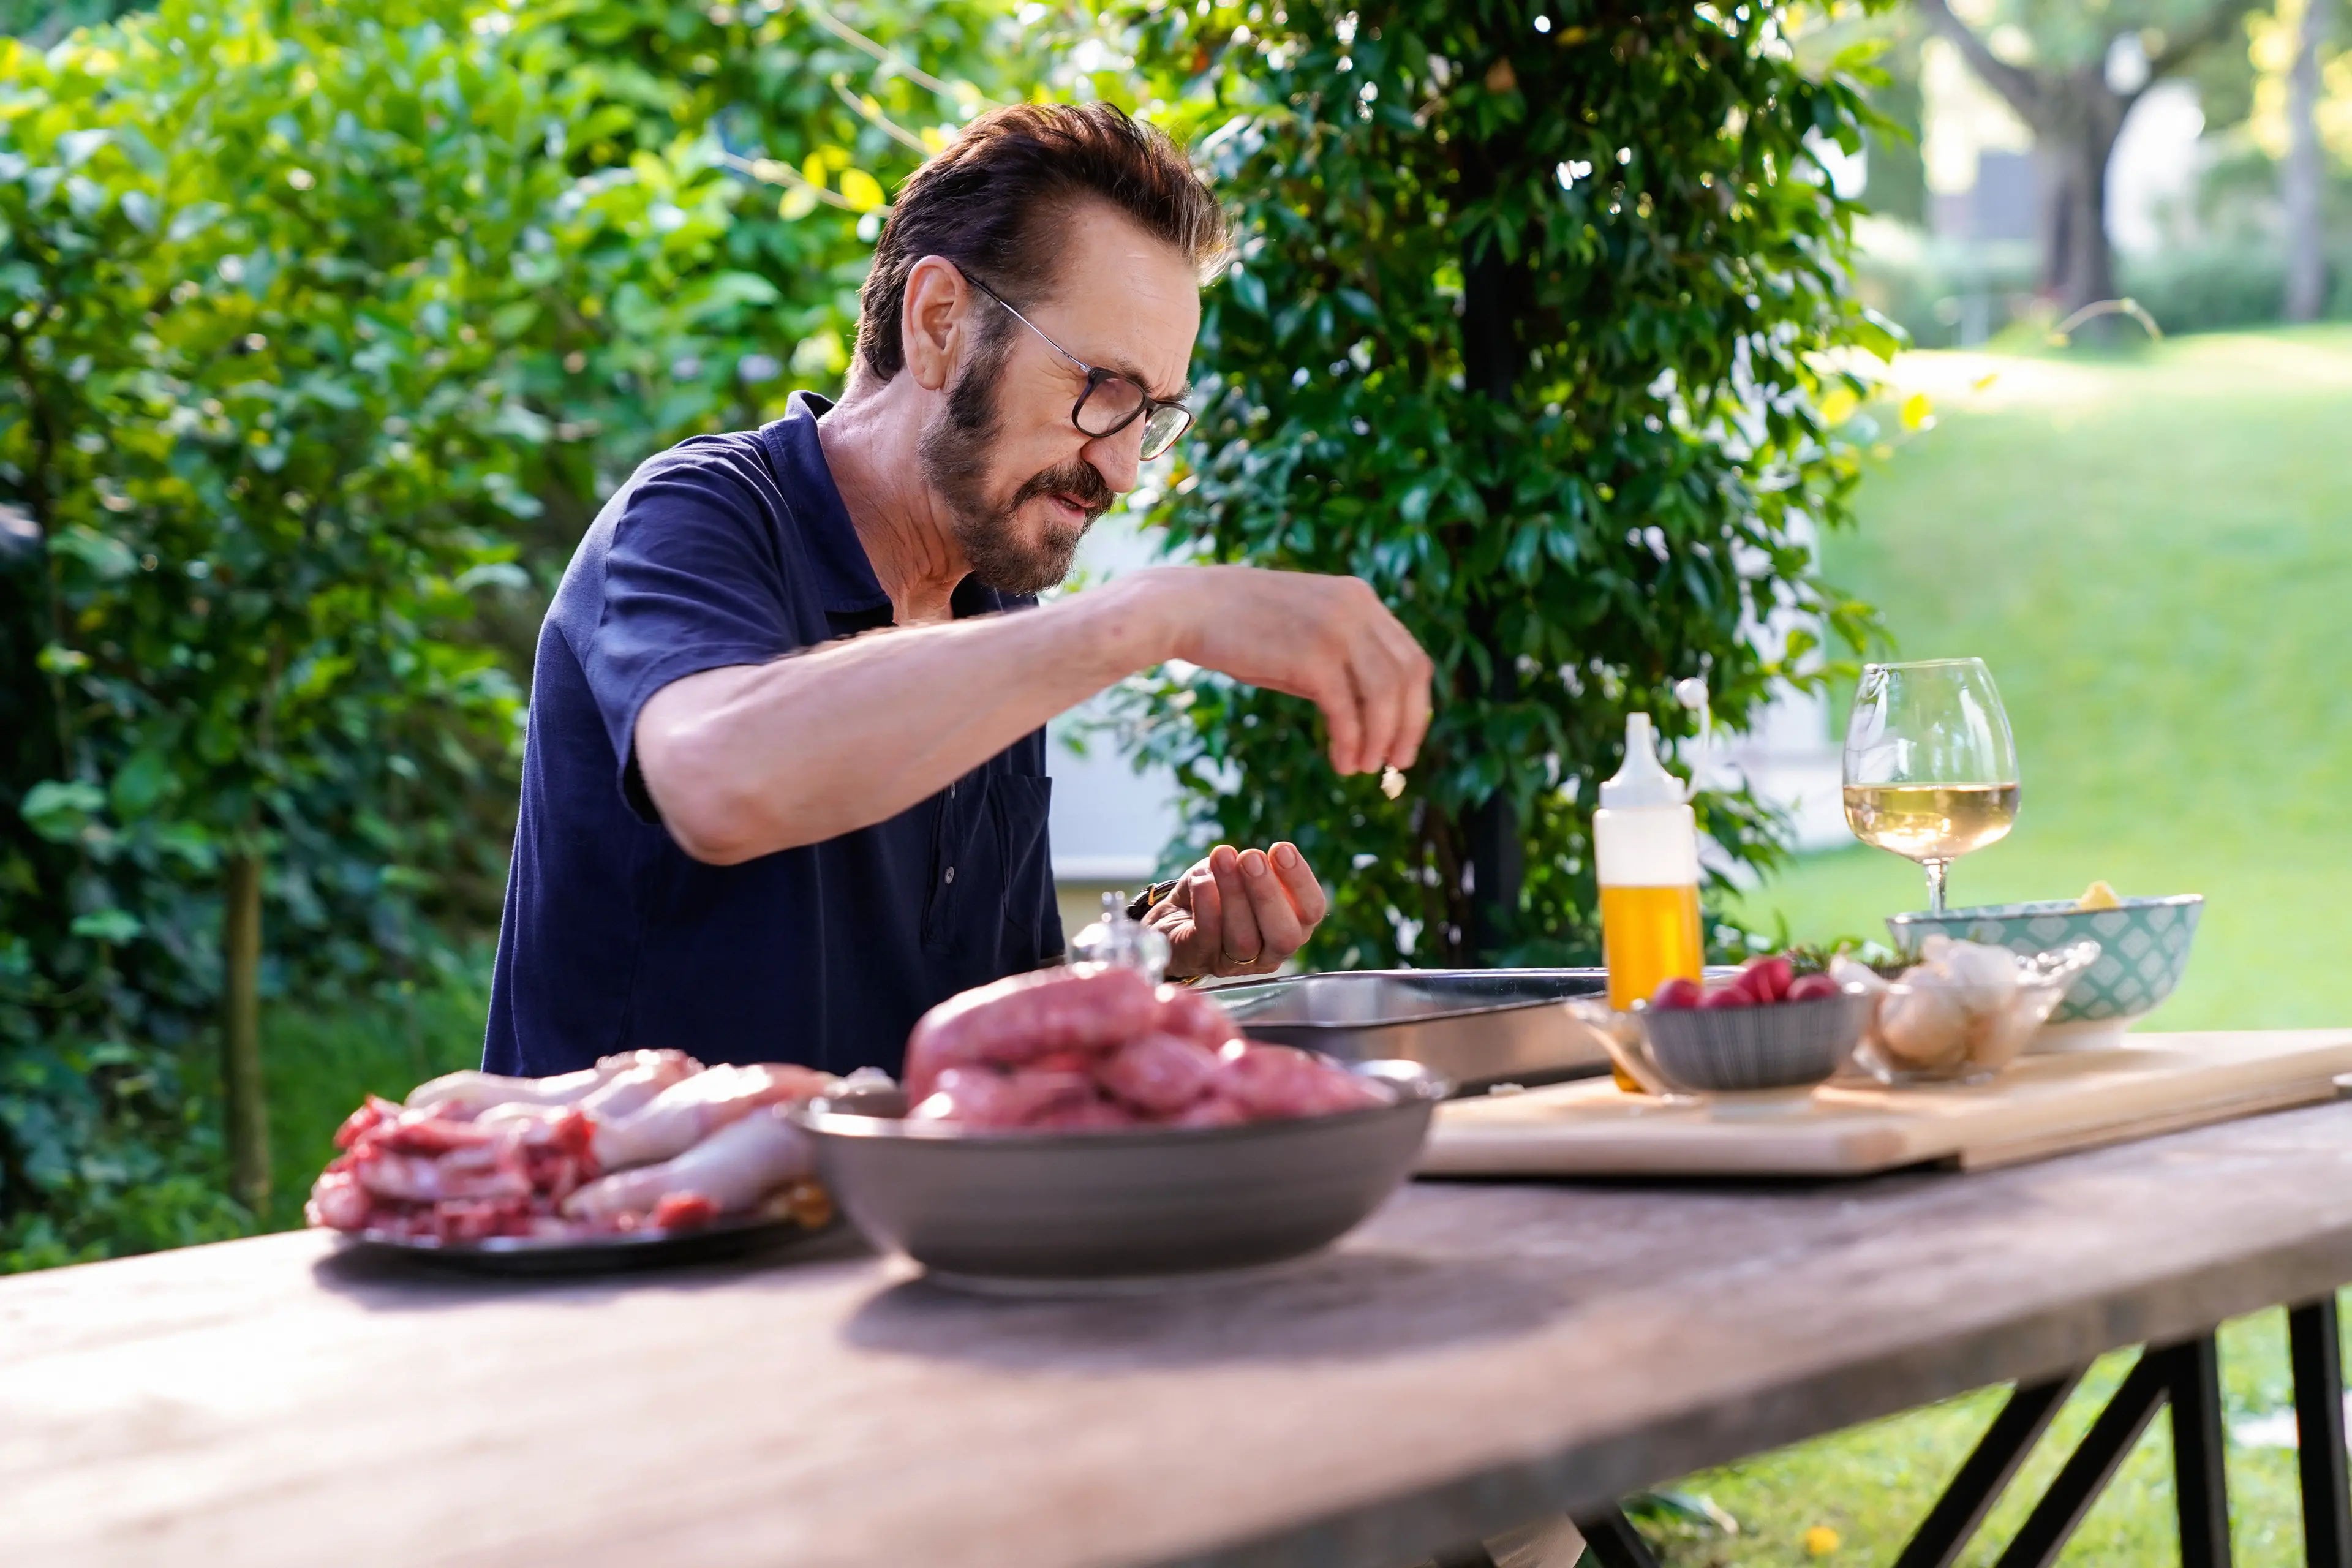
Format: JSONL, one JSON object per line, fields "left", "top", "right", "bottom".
{"left": 0, "top": 0, "right": 558, "bottom": 1253}
{"left": 1104, "top": 0, "right": 1890, "bottom": 968}
{"left": 0, "top": 0, "right": 1889, "bottom": 1261}
{"left": 0, "top": 0, "right": 1027, "bottom": 1264}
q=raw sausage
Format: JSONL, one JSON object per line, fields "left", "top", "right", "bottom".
{"left": 903, "top": 967, "right": 1162, "bottom": 1098}
{"left": 902, "top": 970, "right": 1386, "bottom": 1132}
{"left": 1212, "top": 1041, "right": 1385, "bottom": 1117}
{"left": 909, "top": 1066, "right": 1093, "bottom": 1128}
{"left": 1095, "top": 1032, "right": 1221, "bottom": 1115}
{"left": 1153, "top": 984, "right": 1244, "bottom": 1049}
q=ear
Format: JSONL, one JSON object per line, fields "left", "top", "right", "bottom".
{"left": 900, "top": 256, "right": 973, "bottom": 394}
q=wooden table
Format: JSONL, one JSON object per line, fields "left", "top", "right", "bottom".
{"left": 12, "top": 1102, "right": 2352, "bottom": 1568}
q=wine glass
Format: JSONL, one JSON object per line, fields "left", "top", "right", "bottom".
{"left": 1841, "top": 658, "right": 2021, "bottom": 914}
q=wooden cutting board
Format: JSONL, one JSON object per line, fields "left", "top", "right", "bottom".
{"left": 1418, "top": 1030, "right": 2352, "bottom": 1179}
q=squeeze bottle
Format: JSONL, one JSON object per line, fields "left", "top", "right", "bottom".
{"left": 1594, "top": 714, "right": 1704, "bottom": 1085}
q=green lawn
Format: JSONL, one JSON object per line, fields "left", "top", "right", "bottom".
{"left": 1648, "top": 1310, "right": 2335, "bottom": 1567}
{"left": 1664, "top": 326, "right": 2352, "bottom": 1564}
{"left": 260, "top": 970, "right": 486, "bottom": 1231}
{"left": 1728, "top": 326, "right": 2352, "bottom": 1031}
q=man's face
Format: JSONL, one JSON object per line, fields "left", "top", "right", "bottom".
{"left": 918, "top": 203, "right": 1202, "bottom": 594}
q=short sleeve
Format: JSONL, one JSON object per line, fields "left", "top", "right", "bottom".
{"left": 573, "top": 439, "right": 802, "bottom": 821}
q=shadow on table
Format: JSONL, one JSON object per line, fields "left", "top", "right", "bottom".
{"left": 307, "top": 1222, "right": 876, "bottom": 1310}
{"left": 839, "top": 1245, "right": 1568, "bottom": 1371}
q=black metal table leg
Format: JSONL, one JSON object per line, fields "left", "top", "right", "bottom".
{"left": 1895, "top": 1371, "right": 2084, "bottom": 1568}
{"left": 2291, "top": 1297, "right": 2352, "bottom": 1568}
{"left": 1569, "top": 1506, "right": 1660, "bottom": 1568}
{"left": 1991, "top": 1349, "right": 2174, "bottom": 1568}
{"left": 2166, "top": 1334, "right": 2234, "bottom": 1568}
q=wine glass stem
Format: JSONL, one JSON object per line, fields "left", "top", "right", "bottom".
{"left": 1924, "top": 859, "right": 1950, "bottom": 914}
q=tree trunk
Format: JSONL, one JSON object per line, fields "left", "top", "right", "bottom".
{"left": 2286, "top": 0, "right": 2332, "bottom": 323}
{"left": 2035, "top": 77, "right": 2126, "bottom": 320}
{"left": 1455, "top": 229, "right": 1525, "bottom": 966}
{"left": 221, "top": 851, "right": 270, "bottom": 1215}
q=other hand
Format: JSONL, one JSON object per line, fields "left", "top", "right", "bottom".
{"left": 1144, "top": 842, "right": 1329, "bottom": 980}
{"left": 1112, "top": 565, "right": 1434, "bottom": 778}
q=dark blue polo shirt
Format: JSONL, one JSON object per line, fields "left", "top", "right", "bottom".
{"left": 483, "top": 393, "right": 1063, "bottom": 1080}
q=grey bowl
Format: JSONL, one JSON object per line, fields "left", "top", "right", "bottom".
{"left": 792, "top": 1060, "right": 1446, "bottom": 1291}
{"left": 1642, "top": 992, "right": 1873, "bottom": 1093}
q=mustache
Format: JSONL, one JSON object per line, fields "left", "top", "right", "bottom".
{"left": 1012, "top": 459, "right": 1114, "bottom": 519}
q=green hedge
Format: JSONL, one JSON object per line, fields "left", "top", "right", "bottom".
{"left": 0, "top": 0, "right": 1028, "bottom": 1267}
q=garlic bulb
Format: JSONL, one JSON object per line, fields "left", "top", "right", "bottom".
{"left": 1876, "top": 982, "right": 1976, "bottom": 1069}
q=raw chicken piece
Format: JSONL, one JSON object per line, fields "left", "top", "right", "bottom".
{"left": 1095, "top": 1032, "right": 1221, "bottom": 1115}
{"left": 563, "top": 1107, "right": 815, "bottom": 1226}
{"left": 475, "top": 1050, "right": 699, "bottom": 1129}
{"left": 591, "top": 1061, "right": 834, "bottom": 1169}
{"left": 404, "top": 1063, "right": 610, "bottom": 1121}
{"left": 310, "top": 1094, "right": 600, "bottom": 1242}
{"left": 576, "top": 1051, "right": 701, "bottom": 1118}
{"left": 333, "top": 1095, "right": 495, "bottom": 1156}
{"left": 307, "top": 1168, "right": 372, "bottom": 1231}
{"left": 310, "top": 1057, "right": 832, "bottom": 1243}
{"left": 404, "top": 1050, "right": 699, "bottom": 1121}
{"left": 354, "top": 1148, "right": 533, "bottom": 1205}
{"left": 653, "top": 1193, "right": 721, "bottom": 1230}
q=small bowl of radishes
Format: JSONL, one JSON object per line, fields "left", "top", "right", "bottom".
{"left": 1576, "top": 957, "right": 1873, "bottom": 1097}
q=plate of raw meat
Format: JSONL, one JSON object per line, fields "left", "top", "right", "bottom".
{"left": 307, "top": 1052, "right": 848, "bottom": 1274}
{"left": 793, "top": 967, "right": 1448, "bottom": 1292}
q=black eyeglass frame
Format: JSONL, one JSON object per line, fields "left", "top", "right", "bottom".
{"left": 954, "top": 266, "right": 1196, "bottom": 461}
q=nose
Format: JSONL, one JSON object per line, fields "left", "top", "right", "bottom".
{"left": 1080, "top": 421, "right": 1145, "bottom": 496}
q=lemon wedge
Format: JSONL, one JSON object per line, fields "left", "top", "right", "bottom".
{"left": 2077, "top": 880, "right": 2121, "bottom": 911}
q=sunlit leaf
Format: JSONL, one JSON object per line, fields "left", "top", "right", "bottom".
{"left": 837, "top": 167, "right": 885, "bottom": 213}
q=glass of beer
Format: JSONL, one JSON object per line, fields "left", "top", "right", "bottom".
{"left": 1841, "top": 658, "right": 2020, "bottom": 914}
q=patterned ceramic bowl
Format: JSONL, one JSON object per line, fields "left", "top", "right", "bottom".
{"left": 1886, "top": 895, "right": 2202, "bottom": 1039}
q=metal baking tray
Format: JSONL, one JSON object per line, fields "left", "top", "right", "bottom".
{"left": 1208, "top": 969, "right": 1614, "bottom": 1093}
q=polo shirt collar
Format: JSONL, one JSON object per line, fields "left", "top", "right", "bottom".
{"left": 765, "top": 391, "right": 892, "bottom": 617}
{"left": 764, "top": 389, "right": 1016, "bottom": 622}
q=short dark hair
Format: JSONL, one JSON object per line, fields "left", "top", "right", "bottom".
{"left": 854, "top": 102, "right": 1228, "bottom": 383}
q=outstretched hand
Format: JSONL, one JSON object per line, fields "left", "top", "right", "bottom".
{"left": 1110, "top": 565, "right": 1434, "bottom": 779}
{"left": 1144, "top": 842, "right": 1330, "bottom": 980}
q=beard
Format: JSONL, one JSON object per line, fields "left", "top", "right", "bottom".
{"left": 918, "top": 332, "right": 1112, "bottom": 596}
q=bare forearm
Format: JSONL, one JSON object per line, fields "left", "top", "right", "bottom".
{"left": 638, "top": 586, "right": 1157, "bottom": 863}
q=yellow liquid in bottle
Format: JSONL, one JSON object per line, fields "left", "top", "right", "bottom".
{"left": 1600, "top": 883, "right": 1705, "bottom": 1091}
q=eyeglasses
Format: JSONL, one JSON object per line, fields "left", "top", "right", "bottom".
{"left": 955, "top": 266, "right": 1196, "bottom": 461}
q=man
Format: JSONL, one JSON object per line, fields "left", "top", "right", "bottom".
{"left": 485, "top": 103, "right": 1433, "bottom": 1079}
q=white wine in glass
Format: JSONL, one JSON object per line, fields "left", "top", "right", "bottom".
{"left": 1842, "top": 660, "right": 2020, "bottom": 913}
